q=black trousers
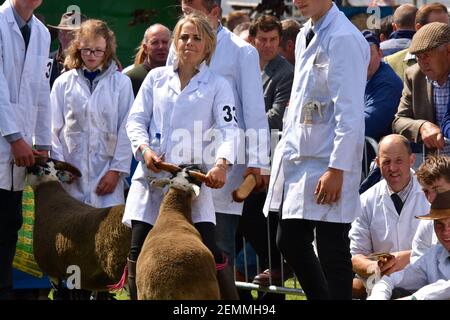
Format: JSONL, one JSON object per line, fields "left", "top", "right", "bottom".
{"left": 130, "top": 220, "right": 224, "bottom": 264}
{"left": 0, "top": 189, "right": 23, "bottom": 296}
{"left": 239, "top": 191, "right": 281, "bottom": 269}
{"left": 277, "top": 218, "right": 352, "bottom": 300}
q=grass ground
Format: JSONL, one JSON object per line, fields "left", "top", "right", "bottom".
{"left": 250, "top": 277, "right": 306, "bottom": 300}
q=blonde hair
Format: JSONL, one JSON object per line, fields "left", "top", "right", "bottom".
{"left": 64, "top": 19, "right": 119, "bottom": 70}
{"left": 173, "top": 13, "right": 216, "bottom": 65}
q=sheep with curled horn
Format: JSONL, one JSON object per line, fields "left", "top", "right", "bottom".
{"left": 27, "top": 157, "right": 131, "bottom": 292}
{"left": 136, "top": 164, "right": 220, "bottom": 300}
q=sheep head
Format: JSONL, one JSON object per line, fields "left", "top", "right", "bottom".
{"left": 151, "top": 164, "right": 203, "bottom": 197}
{"left": 27, "top": 158, "right": 82, "bottom": 189}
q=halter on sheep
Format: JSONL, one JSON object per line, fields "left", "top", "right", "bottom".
{"left": 27, "top": 158, "right": 131, "bottom": 295}
{"left": 134, "top": 164, "right": 222, "bottom": 300}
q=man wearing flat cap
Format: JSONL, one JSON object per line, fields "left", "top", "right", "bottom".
{"left": 368, "top": 189, "right": 450, "bottom": 300}
{"left": 393, "top": 22, "right": 450, "bottom": 156}
{"left": 48, "top": 11, "right": 87, "bottom": 87}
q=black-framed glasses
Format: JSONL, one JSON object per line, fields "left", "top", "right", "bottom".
{"left": 80, "top": 48, "right": 105, "bottom": 57}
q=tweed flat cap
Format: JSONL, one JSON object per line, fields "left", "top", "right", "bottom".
{"left": 409, "top": 22, "right": 450, "bottom": 54}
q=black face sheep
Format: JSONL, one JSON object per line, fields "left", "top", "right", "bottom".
{"left": 27, "top": 158, "right": 131, "bottom": 292}
{"left": 136, "top": 167, "right": 220, "bottom": 300}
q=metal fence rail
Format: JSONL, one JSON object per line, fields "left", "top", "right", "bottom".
{"left": 234, "top": 137, "right": 380, "bottom": 298}
{"left": 233, "top": 137, "right": 450, "bottom": 298}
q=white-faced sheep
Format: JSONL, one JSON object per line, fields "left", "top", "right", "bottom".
{"left": 27, "top": 158, "right": 131, "bottom": 292}
{"left": 136, "top": 167, "right": 220, "bottom": 300}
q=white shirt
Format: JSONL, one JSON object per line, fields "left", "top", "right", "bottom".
{"left": 368, "top": 244, "right": 450, "bottom": 300}
{"left": 263, "top": 3, "right": 370, "bottom": 223}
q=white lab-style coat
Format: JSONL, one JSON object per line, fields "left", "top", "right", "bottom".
{"left": 51, "top": 62, "right": 134, "bottom": 208}
{"left": 411, "top": 220, "right": 438, "bottom": 263}
{"left": 123, "top": 63, "right": 238, "bottom": 227}
{"left": 350, "top": 176, "right": 429, "bottom": 256}
{"left": 368, "top": 244, "right": 450, "bottom": 300}
{"left": 0, "top": 0, "right": 51, "bottom": 191}
{"left": 168, "top": 26, "right": 270, "bottom": 215}
{"left": 263, "top": 3, "right": 370, "bottom": 223}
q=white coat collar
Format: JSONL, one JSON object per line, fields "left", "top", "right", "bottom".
{"left": 378, "top": 169, "right": 420, "bottom": 199}
{"left": 74, "top": 60, "right": 118, "bottom": 79}
{"left": 376, "top": 172, "right": 422, "bottom": 218}
{"left": 303, "top": 2, "right": 339, "bottom": 39}
{"left": 2, "top": 0, "right": 28, "bottom": 38}
{"left": 168, "top": 59, "right": 210, "bottom": 94}
{"left": 216, "top": 24, "right": 227, "bottom": 47}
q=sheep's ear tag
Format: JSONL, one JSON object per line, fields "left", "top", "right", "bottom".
{"left": 56, "top": 170, "right": 74, "bottom": 183}
{"left": 191, "top": 184, "right": 200, "bottom": 197}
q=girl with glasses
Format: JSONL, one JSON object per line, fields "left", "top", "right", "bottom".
{"left": 50, "top": 19, "right": 134, "bottom": 209}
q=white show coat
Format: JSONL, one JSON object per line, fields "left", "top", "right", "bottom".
{"left": 368, "top": 244, "right": 450, "bottom": 300}
{"left": 123, "top": 63, "right": 238, "bottom": 227}
{"left": 168, "top": 26, "right": 270, "bottom": 215}
{"left": 263, "top": 3, "right": 370, "bottom": 223}
{"left": 0, "top": 0, "right": 51, "bottom": 191}
{"left": 411, "top": 220, "right": 438, "bottom": 263}
{"left": 350, "top": 176, "right": 429, "bottom": 256}
{"left": 51, "top": 62, "right": 134, "bottom": 208}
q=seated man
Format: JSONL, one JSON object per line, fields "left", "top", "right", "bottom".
{"left": 411, "top": 155, "right": 450, "bottom": 263}
{"left": 359, "top": 31, "right": 402, "bottom": 193}
{"left": 368, "top": 190, "right": 450, "bottom": 300}
{"left": 350, "top": 134, "right": 430, "bottom": 298}
{"left": 363, "top": 30, "right": 403, "bottom": 143}
{"left": 392, "top": 22, "right": 450, "bottom": 156}
{"left": 384, "top": 2, "right": 448, "bottom": 81}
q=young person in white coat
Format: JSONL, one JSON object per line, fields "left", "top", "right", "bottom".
{"left": 350, "top": 134, "right": 429, "bottom": 299}
{"left": 368, "top": 189, "right": 450, "bottom": 300}
{"left": 51, "top": 19, "right": 134, "bottom": 208}
{"left": 0, "top": 0, "right": 51, "bottom": 299}
{"left": 263, "top": 0, "right": 370, "bottom": 300}
{"left": 410, "top": 155, "right": 450, "bottom": 263}
{"left": 169, "top": 0, "right": 270, "bottom": 267}
{"left": 123, "top": 13, "right": 239, "bottom": 300}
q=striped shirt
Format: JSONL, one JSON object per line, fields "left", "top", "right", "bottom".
{"left": 386, "top": 175, "right": 414, "bottom": 204}
{"left": 432, "top": 75, "right": 450, "bottom": 155}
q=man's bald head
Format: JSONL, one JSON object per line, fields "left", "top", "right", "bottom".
{"left": 393, "top": 4, "right": 418, "bottom": 30}
{"left": 377, "top": 134, "right": 415, "bottom": 192}
{"left": 378, "top": 134, "right": 412, "bottom": 155}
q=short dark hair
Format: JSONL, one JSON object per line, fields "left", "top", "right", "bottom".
{"left": 374, "top": 15, "right": 394, "bottom": 39}
{"left": 202, "top": 0, "right": 221, "bottom": 12}
{"left": 416, "top": 155, "right": 450, "bottom": 186}
{"left": 249, "top": 15, "right": 282, "bottom": 38}
{"left": 416, "top": 2, "right": 448, "bottom": 26}
{"left": 280, "top": 19, "right": 301, "bottom": 48}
